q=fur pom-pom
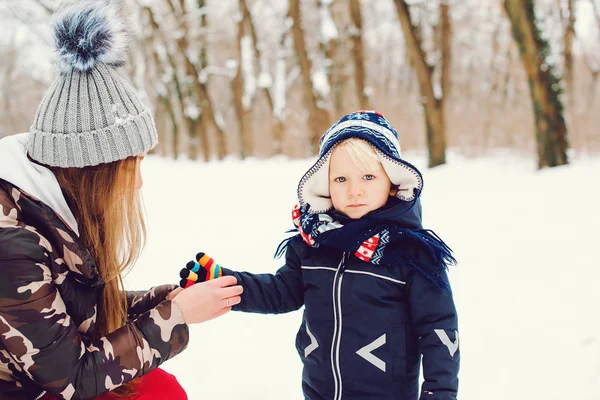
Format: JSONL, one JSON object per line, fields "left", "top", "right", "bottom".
{"left": 52, "top": 0, "right": 129, "bottom": 73}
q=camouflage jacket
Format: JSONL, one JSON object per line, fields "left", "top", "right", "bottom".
{"left": 0, "top": 179, "right": 189, "bottom": 400}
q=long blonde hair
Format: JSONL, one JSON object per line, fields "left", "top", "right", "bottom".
{"left": 50, "top": 156, "right": 145, "bottom": 397}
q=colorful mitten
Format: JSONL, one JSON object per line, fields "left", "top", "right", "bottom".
{"left": 179, "top": 252, "right": 224, "bottom": 288}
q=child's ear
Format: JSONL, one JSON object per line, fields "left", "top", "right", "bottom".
{"left": 390, "top": 185, "right": 399, "bottom": 197}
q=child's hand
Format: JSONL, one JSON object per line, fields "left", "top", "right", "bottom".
{"left": 179, "top": 252, "right": 224, "bottom": 288}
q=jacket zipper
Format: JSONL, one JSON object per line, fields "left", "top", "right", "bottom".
{"left": 331, "top": 252, "right": 350, "bottom": 400}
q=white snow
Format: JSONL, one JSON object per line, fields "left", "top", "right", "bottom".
{"left": 273, "top": 58, "right": 287, "bottom": 118}
{"left": 183, "top": 99, "right": 201, "bottom": 119}
{"left": 312, "top": 68, "right": 330, "bottom": 98}
{"left": 434, "top": 81, "right": 443, "bottom": 100}
{"left": 125, "top": 151, "right": 600, "bottom": 400}
{"left": 319, "top": 3, "right": 338, "bottom": 43}
{"left": 225, "top": 59, "right": 239, "bottom": 71}
{"left": 241, "top": 35, "right": 257, "bottom": 110}
{"left": 257, "top": 58, "right": 273, "bottom": 89}
{"left": 214, "top": 111, "right": 226, "bottom": 131}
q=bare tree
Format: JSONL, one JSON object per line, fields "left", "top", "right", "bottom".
{"left": 563, "top": 0, "right": 576, "bottom": 111}
{"left": 164, "top": 0, "right": 226, "bottom": 160}
{"left": 242, "top": 1, "right": 287, "bottom": 155}
{"left": 0, "top": 44, "right": 18, "bottom": 136}
{"left": 290, "top": 0, "right": 332, "bottom": 153}
{"left": 140, "top": 5, "right": 183, "bottom": 158}
{"left": 393, "top": 0, "right": 451, "bottom": 167}
{"left": 272, "top": 12, "right": 293, "bottom": 155}
{"left": 5, "top": 0, "right": 598, "bottom": 158}
{"left": 0, "top": 36, "right": 47, "bottom": 138}
{"left": 232, "top": 0, "right": 254, "bottom": 158}
{"left": 318, "top": 0, "right": 339, "bottom": 96}
{"left": 232, "top": 0, "right": 287, "bottom": 157}
{"left": 195, "top": 0, "right": 219, "bottom": 160}
{"left": 315, "top": 0, "right": 348, "bottom": 117}
{"left": 586, "top": 0, "right": 600, "bottom": 107}
{"left": 440, "top": 0, "right": 451, "bottom": 126}
{"left": 504, "top": 0, "right": 569, "bottom": 168}
{"left": 3, "top": 1, "right": 52, "bottom": 45}
{"left": 481, "top": 6, "right": 504, "bottom": 148}
{"left": 348, "top": 0, "right": 370, "bottom": 109}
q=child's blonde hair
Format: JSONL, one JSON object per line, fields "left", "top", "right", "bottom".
{"left": 335, "top": 138, "right": 381, "bottom": 171}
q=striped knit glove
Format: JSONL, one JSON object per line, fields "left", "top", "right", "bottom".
{"left": 179, "top": 252, "right": 224, "bottom": 288}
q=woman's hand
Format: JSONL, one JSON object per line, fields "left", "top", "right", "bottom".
{"left": 166, "top": 287, "right": 184, "bottom": 301}
{"left": 171, "top": 275, "right": 243, "bottom": 324}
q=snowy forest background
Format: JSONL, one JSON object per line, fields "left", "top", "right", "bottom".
{"left": 1, "top": 1, "right": 600, "bottom": 398}
{"left": 1, "top": 0, "right": 599, "bottom": 169}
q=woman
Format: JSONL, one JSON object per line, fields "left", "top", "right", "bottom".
{"left": 0, "top": 1, "right": 242, "bottom": 399}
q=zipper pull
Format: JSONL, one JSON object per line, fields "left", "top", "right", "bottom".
{"left": 340, "top": 251, "right": 350, "bottom": 273}
{"left": 345, "top": 251, "right": 352, "bottom": 263}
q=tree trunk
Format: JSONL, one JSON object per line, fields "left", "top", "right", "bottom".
{"left": 330, "top": 2, "right": 347, "bottom": 115}
{"left": 272, "top": 22, "right": 292, "bottom": 155}
{"left": 197, "top": 0, "right": 225, "bottom": 160}
{"left": 440, "top": 2, "right": 451, "bottom": 113}
{"left": 348, "top": 0, "right": 370, "bottom": 110}
{"left": 563, "top": 0, "right": 575, "bottom": 111}
{"left": 233, "top": 0, "right": 253, "bottom": 159}
{"left": 186, "top": 117, "right": 205, "bottom": 161}
{"left": 482, "top": 20, "right": 503, "bottom": 148}
{"left": 582, "top": 53, "right": 600, "bottom": 112}
{"left": 240, "top": 0, "right": 285, "bottom": 157}
{"left": 586, "top": 0, "right": 600, "bottom": 111}
{"left": 1, "top": 46, "right": 16, "bottom": 136}
{"left": 142, "top": 6, "right": 183, "bottom": 159}
{"left": 504, "top": 0, "right": 569, "bottom": 168}
{"left": 394, "top": 0, "right": 447, "bottom": 167}
{"left": 168, "top": 50, "right": 185, "bottom": 160}
{"left": 290, "top": 0, "right": 331, "bottom": 154}
{"left": 317, "top": 0, "right": 338, "bottom": 106}
{"left": 166, "top": 0, "right": 226, "bottom": 161}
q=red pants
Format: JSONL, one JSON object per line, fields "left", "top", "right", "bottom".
{"left": 40, "top": 368, "right": 187, "bottom": 400}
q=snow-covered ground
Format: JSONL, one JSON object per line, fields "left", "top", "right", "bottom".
{"left": 125, "top": 151, "right": 600, "bottom": 400}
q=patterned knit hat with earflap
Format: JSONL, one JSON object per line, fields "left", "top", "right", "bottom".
{"left": 27, "top": 0, "right": 158, "bottom": 168}
{"left": 297, "top": 110, "right": 423, "bottom": 214}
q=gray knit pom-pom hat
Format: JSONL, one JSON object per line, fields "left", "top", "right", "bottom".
{"left": 28, "top": 0, "right": 158, "bottom": 168}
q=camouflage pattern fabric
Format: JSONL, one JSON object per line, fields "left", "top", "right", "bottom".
{"left": 0, "top": 179, "right": 189, "bottom": 399}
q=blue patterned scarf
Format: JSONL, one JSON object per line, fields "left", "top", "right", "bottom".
{"left": 276, "top": 203, "right": 456, "bottom": 292}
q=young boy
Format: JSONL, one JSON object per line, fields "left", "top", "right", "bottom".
{"left": 182, "top": 111, "right": 459, "bottom": 399}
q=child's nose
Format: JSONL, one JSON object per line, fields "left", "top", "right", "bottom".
{"left": 348, "top": 183, "right": 363, "bottom": 197}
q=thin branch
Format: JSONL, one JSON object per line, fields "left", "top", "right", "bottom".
{"left": 590, "top": 0, "right": 600, "bottom": 37}
{"left": 4, "top": 4, "right": 51, "bottom": 46}
{"left": 31, "top": 0, "right": 55, "bottom": 15}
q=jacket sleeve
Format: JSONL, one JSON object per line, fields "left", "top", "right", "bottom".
{"left": 0, "top": 233, "right": 189, "bottom": 400}
{"left": 222, "top": 238, "right": 305, "bottom": 314}
{"left": 406, "top": 266, "right": 460, "bottom": 400}
{"left": 126, "top": 284, "right": 177, "bottom": 320}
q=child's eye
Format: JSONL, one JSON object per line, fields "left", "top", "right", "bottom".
{"left": 364, "top": 174, "right": 375, "bottom": 180}
{"left": 334, "top": 177, "right": 346, "bottom": 183}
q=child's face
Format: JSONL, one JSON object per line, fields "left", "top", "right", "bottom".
{"left": 329, "top": 146, "right": 395, "bottom": 219}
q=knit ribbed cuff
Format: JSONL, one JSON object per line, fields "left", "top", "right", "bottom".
{"left": 28, "top": 110, "right": 158, "bottom": 168}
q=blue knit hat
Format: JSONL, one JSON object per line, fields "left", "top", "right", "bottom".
{"left": 297, "top": 110, "right": 423, "bottom": 213}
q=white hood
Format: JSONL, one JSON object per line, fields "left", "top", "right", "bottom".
{"left": 0, "top": 133, "right": 79, "bottom": 236}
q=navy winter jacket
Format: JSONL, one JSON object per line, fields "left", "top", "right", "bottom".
{"left": 224, "top": 202, "right": 459, "bottom": 399}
